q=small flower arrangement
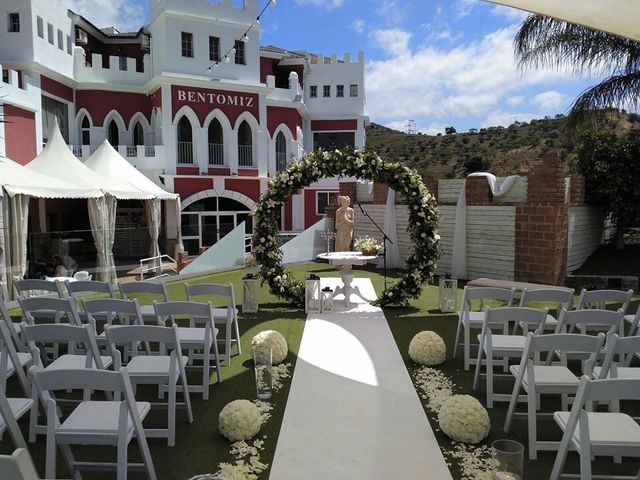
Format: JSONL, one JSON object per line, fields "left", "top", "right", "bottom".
{"left": 353, "top": 235, "right": 382, "bottom": 256}
{"left": 219, "top": 400, "right": 263, "bottom": 441}
{"left": 251, "top": 330, "right": 288, "bottom": 364}
{"left": 438, "top": 395, "right": 490, "bottom": 444}
{"left": 409, "top": 331, "right": 446, "bottom": 366}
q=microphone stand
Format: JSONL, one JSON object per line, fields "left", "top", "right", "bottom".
{"left": 358, "top": 203, "right": 393, "bottom": 290}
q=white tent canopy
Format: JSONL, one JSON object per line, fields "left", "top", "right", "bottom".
{"left": 0, "top": 156, "right": 103, "bottom": 298}
{"left": 84, "top": 140, "right": 183, "bottom": 268}
{"left": 485, "top": 0, "right": 640, "bottom": 42}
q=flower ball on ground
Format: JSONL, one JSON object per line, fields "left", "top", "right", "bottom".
{"left": 438, "top": 395, "right": 490, "bottom": 444}
{"left": 251, "top": 330, "right": 288, "bottom": 364}
{"left": 408, "top": 331, "right": 446, "bottom": 366}
{"left": 219, "top": 400, "right": 262, "bottom": 441}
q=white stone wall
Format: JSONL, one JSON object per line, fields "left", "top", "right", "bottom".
{"left": 567, "top": 206, "right": 604, "bottom": 272}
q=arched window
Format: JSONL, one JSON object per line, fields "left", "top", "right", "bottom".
{"left": 107, "top": 120, "right": 119, "bottom": 146}
{"left": 208, "top": 118, "right": 224, "bottom": 165}
{"left": 238, "top": 120, "right": 252, "bottom": 167}
{"left": 81, "top": 116, "right": 91, "bottom": 145}
{"left": 133, "top": 122, "right": 144, "bottom": 146}
{"left": 275, "top": 131, "right": 287, "bottom": 172}
{"left": 177, "top": 116, "right": 193, "bottom": 164}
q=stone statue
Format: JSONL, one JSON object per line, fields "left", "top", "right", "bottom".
{"left": 335, "top": 195, "right": 354, "bottom": 252}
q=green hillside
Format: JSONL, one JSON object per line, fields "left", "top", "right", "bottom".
{"left": 365, "top": 112, "right": 640, "bottom": 179}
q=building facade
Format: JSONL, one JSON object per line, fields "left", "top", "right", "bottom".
{"left": 0, "top": 0, "right": 368, "bottom": 257}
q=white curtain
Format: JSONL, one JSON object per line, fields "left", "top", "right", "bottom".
{"left": 173, "top": 197, "right": 184, "bottom": 255}
{"left": 88, "top": 196, "right": 117, "bottom": 284}
{"left": 145, "top": 198, "right": 161, "bottom": 271}
{"left": 451, "top": 173, "right": 519, "bottom": 279}
{"left": 8, "top": 194, "right": 29, "bottom": 298}
{"left": 378, "top": 188, "right": 401, "bottom": 269}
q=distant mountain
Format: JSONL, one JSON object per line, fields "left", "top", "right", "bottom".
{"left": 365, "top": 112, "right": 640, "bottom": 179}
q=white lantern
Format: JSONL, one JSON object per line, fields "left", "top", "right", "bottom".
{"left": 305, "top": 275, "right": 321, "bottom": 314}
{"left": 242, "top": 275, "right": 259, "bottom": 313}
{"left": 321, "top": 287, "right": 334, "bottom": 313}
{"left": 439, "top": 276, "right": 457, "bottom": 313}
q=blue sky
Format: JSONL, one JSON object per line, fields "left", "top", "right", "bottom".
{"left": 66, "top": 0, "right": 598, "bottom": 134}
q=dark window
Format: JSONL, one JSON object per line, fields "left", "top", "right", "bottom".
{"left": 66, "top": 35, "right": 72, "bottom": 54}
{"left": 133, "top": 122, "right": 144, "bottom": 146}
{"left": 337, "top": 85, "right": 344, "bottom": 97}
{"left": 316, "top": 191, "right": 339, "bottom": 215}
{"left": 209, "top": 36, "right": 220, "bottom": 62}
{"left": 313, "top": 132, "right": 355, "bottom": 150}
{"left": 177, "top": 116, "right": 194, "bottom": 164}
{"left": 47, "top": 23, "right": 54, "bottom": 44}
{"left": 181, "top": 32, "right": 193, "bottom": 58}
{"left": 234, "top": 40, "right": 245, "bottom": 65}
{"left": 208, "top": 118, "right": 224, "bottom": 165}
{"left": 8, "top": 13, "right": 19, "bottom": 33}
{"left": 81, "top": 116, "right": 91, "bottom": 145}
{"left": 107, "top": 120, "right": 119, "bottom": 146}
{"left": 36, "top": 17, "right": 43, "bottom": 38}
{"left": 119, "top": 57, "right": 128, "bottom": 71}
{"left": 238, "top": 121, "right": 253, "bottom": 166}
{"left": 275, "top": 131, "right": 287, "bottom": 172}
{"left": 57, "top": 29, "right": 63, "bottom": 49}
{"left": 310, "top": 86, "right": 317, "bottom": 98}
{"left": 350, "top": 84, "right": 358, "bottom": 97}
{"left": 323, "top": 85, "right": 330, "bottom": 97}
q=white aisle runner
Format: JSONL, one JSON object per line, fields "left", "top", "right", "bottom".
{"left": 269, "top": 278, "right": 452, "bottom": 480}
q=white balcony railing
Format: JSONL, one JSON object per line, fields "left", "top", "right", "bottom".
{"left": 276, "top": 152, "right": 287, "bottom": 172}
{"left": 177, "top": 141, "right": 194, "bottom": 165}
{"left": 238, "top": 145, "right": 253, "bottom": 167}
{"left": 208, "top": 143, "right": 224, "bottom": 165}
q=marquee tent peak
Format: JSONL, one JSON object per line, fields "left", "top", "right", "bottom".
{"left": 84, "top": 140, "right": 178, "bottom": 201}
{"left": 484, "top": 0, "right": 640, "bottom": 42}
{"left": 0, "top": 156, "right": 102, "bottom": 199}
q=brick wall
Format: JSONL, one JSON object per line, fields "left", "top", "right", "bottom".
{"left": 465, "top": 177, "right": 492, "bottom": 204}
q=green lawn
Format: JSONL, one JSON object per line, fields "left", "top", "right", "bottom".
{"left": 3, "top": 263, "right": 640, "bottom": 479}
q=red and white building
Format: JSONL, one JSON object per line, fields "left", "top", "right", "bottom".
{"left": 0, "top": 0, "right": 368, "bottom": 258}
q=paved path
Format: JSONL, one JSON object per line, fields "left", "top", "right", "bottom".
{"left": 269, "top": 278, "right": 452, "bottom": 480}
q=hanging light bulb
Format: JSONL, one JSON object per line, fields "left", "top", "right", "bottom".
{"left": 224, "top": 55, "right": 230, "bottom": 63}
{"left": 270, "top": 0, "right": 276, "bottom": 5}
{"left": 230, "top": 48, "right": 236, "bottom": 55}
{"left": 242, "top": 34, "right": 249, "bottom": 43}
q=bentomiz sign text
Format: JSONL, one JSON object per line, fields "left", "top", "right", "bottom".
{"left": 176, "top": 89, "right": 255, "bottom": 108}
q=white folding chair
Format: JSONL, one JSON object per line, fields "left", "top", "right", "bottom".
{"left": 593, "top": 333, "right": 640, "bottom": 380}
{"left": 84, "top": 298, "right": 145, "bottom": 355}
{"left": 550, "top": 376, "right": 640, "bottom": 480}
{"left": 623, "top": 303, "right": 640, "bottom": 337}
{"left": 503, "top": 332, "right": 606, "bottom": 460}
{"left": 105, "top": 324, "right": 193, "bottom": 446}
{"left": 23, "top": 323, "right": 112, "bottom": 442}
{"left": 0, "top": 448, "right": 40, "bottom": 480}
{"left": 154, "top": 301, "right": 222, "bottom": 400}
{"left": 119, "top": 281, "right": 169, "bottom": 325}
{"left": 515, "top": 287, "right": 574, "bottom": 333}
{"left": 29, "top": 366, "right": 157, "bottom": 480}
{"left": 19, "top": 297, "right": 82, "bottom": 326}
{"left": 15, "top": 279, "right": 65, "bottom": 300}
{"left": 453, "top": 286, "right": 515, "bottom": 370}
{"left": 0, "top": 320, "right": 31, "bottom": 396}
{"left": 66, "top": 280, "right": 116, "bottom": 323}
{"left": 473, "top": 306, "right": 548, "bottom": 408}
{"left": 0, "top": 382, "right": 32, "bottom": 452}
{"left": 1, "top": 300, "right": 28, "bottom": 361}
{"left": 576, "top": 288, "right": 633, "bottom": 334}
{"left": 72, "top": 271, "right": 91, "bottom": 281}
{"left": 185, "top": 283, "right": 241, "bottom": 365}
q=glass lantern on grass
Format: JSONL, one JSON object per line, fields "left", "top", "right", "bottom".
{"left": 321, "top": 287, "right": 334, "bottom": 313}
{"left": 252, "top": 345, "right": 273, "bottom": 400}
{"left": 305, "top": 274, "right": 321, "bottom": 314}
{"left": 439, "top": 275, "right": 457, "bottom": 313}
{"left": 242, "top": 273, "right": 259, "bottom": 313}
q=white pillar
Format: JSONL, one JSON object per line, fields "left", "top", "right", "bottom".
{"left": 229, "top": 129, "right": 239, "bottom": 174}
{"left": 195, "top": 126, "right": 208, "bottom": 173}
{"left": 292, "top": 192, "right": 304, "bottom": 230}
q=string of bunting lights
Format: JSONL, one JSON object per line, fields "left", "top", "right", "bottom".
{"left": 207, "top": 0, "right": 276, "bottom": 72}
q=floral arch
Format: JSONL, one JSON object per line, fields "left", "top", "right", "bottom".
{"left": 252, "top": 149, "right": 440, "bottom": 307}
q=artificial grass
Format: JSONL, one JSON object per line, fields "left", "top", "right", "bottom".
{"left": 3, "top": 264, "right": 640, "bottom": 479}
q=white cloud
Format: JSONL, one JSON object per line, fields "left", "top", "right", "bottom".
{"left": 490, "top": 5, "right": 528, "bottom": 22}
{"left": 366, "top": 26, "right": 575, "bottom": 127}
{"left": 530, "top": 90, "right": 567, "bottom": 111}
{"left": 507, "top": 96, "right": 525, "bottom": 106}
{"left": 376, "top": 1, "right": 408, "bottom": 25}
{"left": 295, "top": 0, "right": 344, "bottom": 9}
{"left": 455, "top": 0, "right": 477, "bottom": 18}
{"left": 481, "top": 109, "right": 539, "bottom": 128}
{"left": 369, "top": 28, "right": 412, "bottom": 56}
{"left": 65, "top": 0, "right": 145, "bottom": 31}
{"left": 351, "top": 19, "right": 365, "bottom": 34}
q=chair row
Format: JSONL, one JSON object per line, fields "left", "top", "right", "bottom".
{"left": 454, "top": 286, "right": 638, "bottom": 370}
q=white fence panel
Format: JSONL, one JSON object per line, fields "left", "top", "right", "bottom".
{"left": 567, "top": 206, "right": 604, "bottom": 272}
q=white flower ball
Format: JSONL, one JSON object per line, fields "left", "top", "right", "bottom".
{"left": 219, "top": 400, "right": 262, "bottom": 441}
{"left": 251, "top": 330, "right": 288, "bottom": 364}
{"left": 438, "top": 395, "right": 490, "bottom": 444}
{"left": 408, "top": 331, "right": 446, "bottom": 366}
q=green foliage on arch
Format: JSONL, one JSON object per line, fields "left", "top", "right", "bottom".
{"left": 251, "top": 149, "right": 440, "bottom": 307}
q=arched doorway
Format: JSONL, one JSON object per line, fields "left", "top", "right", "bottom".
{"left": 81, "top": 116, "right": 91, "bottom": 145}
{"left": 181, "top": 196, "right": 252, "bottom": 255}
{"left": 177, "top": 116, "right": 193, "bottom": 164}
{"left": 107, "top": 120, "right": 119, "bottom": 146}
{"left": 237, "top": 121, "right": 253, "bottom": 166}
{"left": 275, "top": 131, "right": 287, "bottom": 172}
{"left": 208, "top": 118, "right": 224, "bottom": 165}
{"left": 133, "top": 122, "right": 144, "bottom": 146}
